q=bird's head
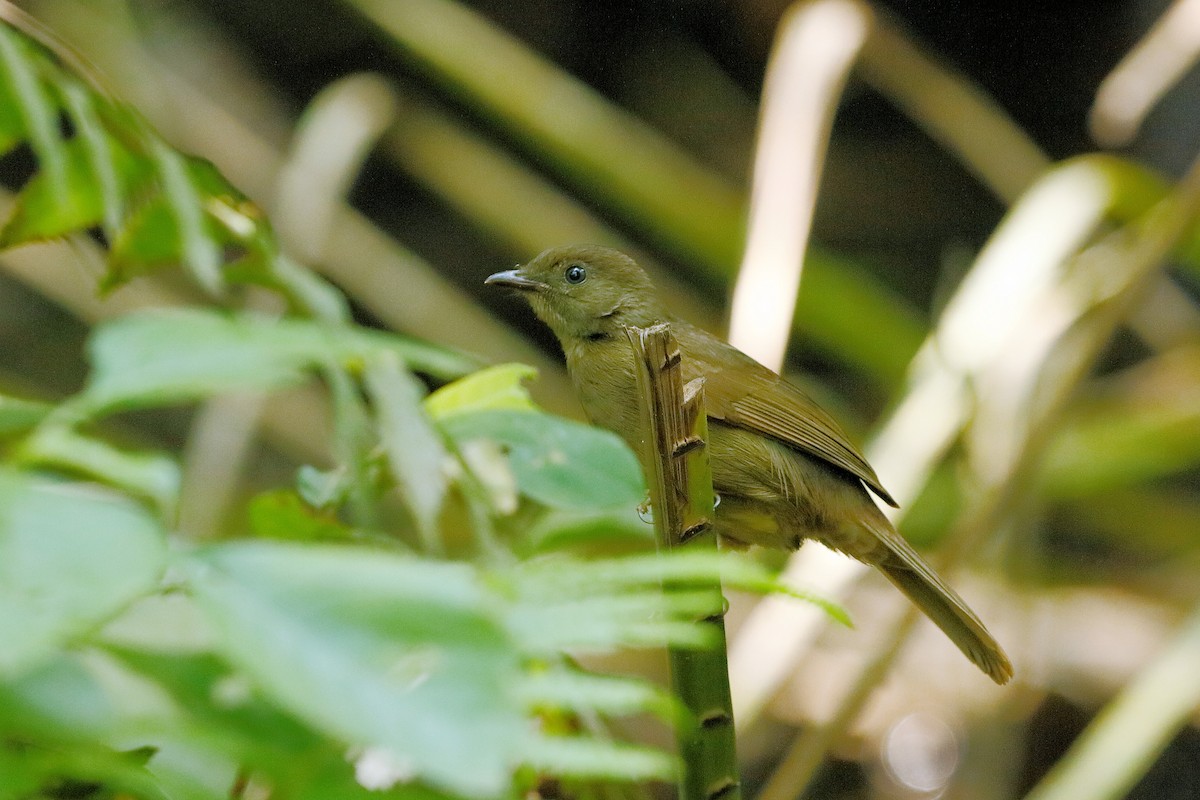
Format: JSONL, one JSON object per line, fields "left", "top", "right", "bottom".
{"left": 486, "top": 244, "right": 664, "bottom": 342}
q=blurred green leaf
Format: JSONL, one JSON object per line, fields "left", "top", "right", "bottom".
{"left": 520, "top": 735, "right": 675, "bottom": 783}
{"left": 17, "top": 425, "right": 180, "bottom": 513}
{"left": 518, "top": 667, "right": 682, "bottom": 725}
{"left": 365, "top": 353, "right": 448, "bottom": 549}
{"left": 73, "top": 308, "right": 475, "bottom": 416}
{"left": 0, "top": 654, "right": 119, "bottom": 740}
{"left": 521, "top": 506, "right": 654, "bottom": 554}
{"left": 0, "top": 19, "right": 344, "bottom": 313}
{"left": 0, "top": 394, "right": 51, "bottom": 436}
{"left": 77, "top": 310, "right": 310, "bottom": 413}
{"left": 106, "top": 195, "right": 230, "bottom": 285}
{"left": 513, "top": 551, "right": 849, "bottom": 632}
{"left": 98, "top": 593, "right": 216, "bottom": 654}
{"left": 442, "top": 410, "right": 644, "bottom": 510}
{"left": 0, "top": 24, "right": 69, "bottom": 199}
{"left": 0, "top": 741, "right": 170, "bottom": 800}
{"left": 247, "top": 489, "right": 351, "bottom": 542}
{"left": 147, "top": 139, "right": 223, "bottom": 294}
{"left": 1044, "top": 372, "right": 1200, "bottom": 499}
{"left": 0, "top": 136, "right": 148, "bottom": 247}
{"left": 0, "top": 58, "right": 21, "bottom": 155}
{"left": 0, "top": 652, "right": 234, "bottom": 800}
{"left": 425, "top": 363, "right": 539, "bottom": 419}
{"left": 106, "top": 647, "right": 336, "bottom": 780}
{"left": 0, "top": 470, "right": 166, "bottom": 677}
{"left": 183, "top": 541, "right": 525, "bottom": 796}
{"left": 104, "top": 155, "right": 274, "bottom": 293}
{"left": 295, "top": 464, "right": 351, "bottom": 510}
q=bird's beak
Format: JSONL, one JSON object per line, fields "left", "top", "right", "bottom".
{"left": 485, "top": 268, "right": 546, "bottom": 292}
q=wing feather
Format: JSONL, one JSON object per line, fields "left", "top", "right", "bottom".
{"left": 677, "top": 322, "right": 897, "bottom": 507}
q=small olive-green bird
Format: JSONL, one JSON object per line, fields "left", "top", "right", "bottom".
{"left": 487, "top": 244, "right": 1012, "bottom": 684}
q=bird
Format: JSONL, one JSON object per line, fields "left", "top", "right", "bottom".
{"left": 487, "top": 244, "right": 1012, "bottom": 684}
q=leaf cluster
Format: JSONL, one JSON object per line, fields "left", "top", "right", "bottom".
{"left": 0, "top": 18, "right": 830, "bottom": 800}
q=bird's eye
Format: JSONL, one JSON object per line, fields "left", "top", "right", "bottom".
{"left": 564, "top": 263, "right": 587, "bottom": 285}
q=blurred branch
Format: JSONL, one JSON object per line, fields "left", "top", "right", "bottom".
{"left": 1022, "top": 602, "right": 1200, "bottom": 800}
{"left": 762, "top": 143, "right": 1200, "bottom": 796}
{"left": 729, "top": 155, "right": 1124, "bottom": 729}
{"left": 344, "top": 0, "right": 745, "bottom": 273}
{"left": 857, "top": 5, "right": 1051, "bottom": 202}
{"left": 1090, "top": 0, "right": 1200, "bottom": 147}
{"left": 380, "top": 96, "right": 720, "bottom": 333}
{"left": 1042, "top": 342, "right": 1200, "bottom": 499}
{"left": 345, "top": 0, "right": 926, "bottom": 388}
{"left": 273, "top": 72, "right": 399, "bottom": 263}
{"left": 730, "top": 0, "right": 868, "bottom": 370}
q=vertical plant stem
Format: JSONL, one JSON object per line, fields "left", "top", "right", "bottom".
{"left": 627, "top": 324, "right": 740, "bottom": 800}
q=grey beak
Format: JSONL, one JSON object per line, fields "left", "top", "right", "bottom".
{"left": 485, "top": 269, "right": 546, "bottom": 292}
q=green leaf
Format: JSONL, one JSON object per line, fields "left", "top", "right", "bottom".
{"left": 521, "top": 506, "right": 654, "bottom": 554}
{"left": 521, "top": 735, "right": 675, "bottom": 782}
{"left": 508, "top": 587, "right": 723, "bottom": 653}
{"left": 2, "top": 138, "right": 102, "bottom": 246}
{"left": 106, "top": 196, "right": 228, "bottom": 287}
{"left": 148, "top": 141, "right": 223, "bottom": 294}
{"left": 98, "top": 592, "right": 216, "bottom": 654}
{"left": 103, "top": 152, "right": 268, "bottom": 293}
{"left": 521, "top": 551, "right": 849, "bottom": 628}
{"left": 364, "top": 354, "right": 447, "bottom": 549}
{"left": 518, "top": 668, "right": 682, "bottom": 724}
{"left": 56, "top": 78, "right": 127, "bottom": 239}
{"left": 247, "top": 489, "right": 351, "bottom": 542}
{"left": 0, "top": 25, "right": 68, "bottom": 200}
{"left": 442, "top": 410, "right": 644, "bottom": 510}
{"left": 0, "top": 470, "right": 166, "bottom": 676}
{"left": 0, "top": 393, "right": 51, "bottom": 435}
{"left": 504, "top": 552, "right": 848, "bottom": 653}
{"left": 73, "top": 309, "right": 475, "bottom": 416}
{"left": 0, "top": 653, "right": 120, "bottom": 740}
{"left": 106, "top": 647, "right": 337, "bottom": 781}
{"left": 295, "top": 464, "right": 351, "bottom": 510}
{"left": 183, "top": 541, "right": 526, "bottom": 796}
{"left": 0, "top": 652, "right": 217, "bottom": 800}
{"left": 424, "top": 363, "right": 539, "bottom": 419}
{"left": 0, "top": 57, "right": 22, "bottom": 155}
{"left": 17, "top": 424, "right": 180, "bottom": 513}
{"left": 0, "top": 134, "right": 149, "bottom": 247}
{"left": 77, "top": 309, "right": 312, "bottom": 413}
{"left": 0, "top": 740, "right": 171, "bottom": 800}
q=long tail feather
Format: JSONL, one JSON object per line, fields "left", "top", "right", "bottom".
{"left": 860, "top": 513, "right": 1013, "bottom": 684}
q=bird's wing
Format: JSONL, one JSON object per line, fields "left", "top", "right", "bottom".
{"left": 688, "top": 337, "right": 898, "bottom": 507}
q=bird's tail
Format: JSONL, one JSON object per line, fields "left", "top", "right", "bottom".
{"left": 859, "top": 513, "right": 1013, "bottom": 684}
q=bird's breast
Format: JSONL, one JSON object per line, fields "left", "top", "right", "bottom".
{"left": 564, "top": 337, "right": 643, "bottom": 449}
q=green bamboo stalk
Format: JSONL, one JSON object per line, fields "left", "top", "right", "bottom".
{"left": 627, "top": 324, "right": 739, "bottom": 800}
